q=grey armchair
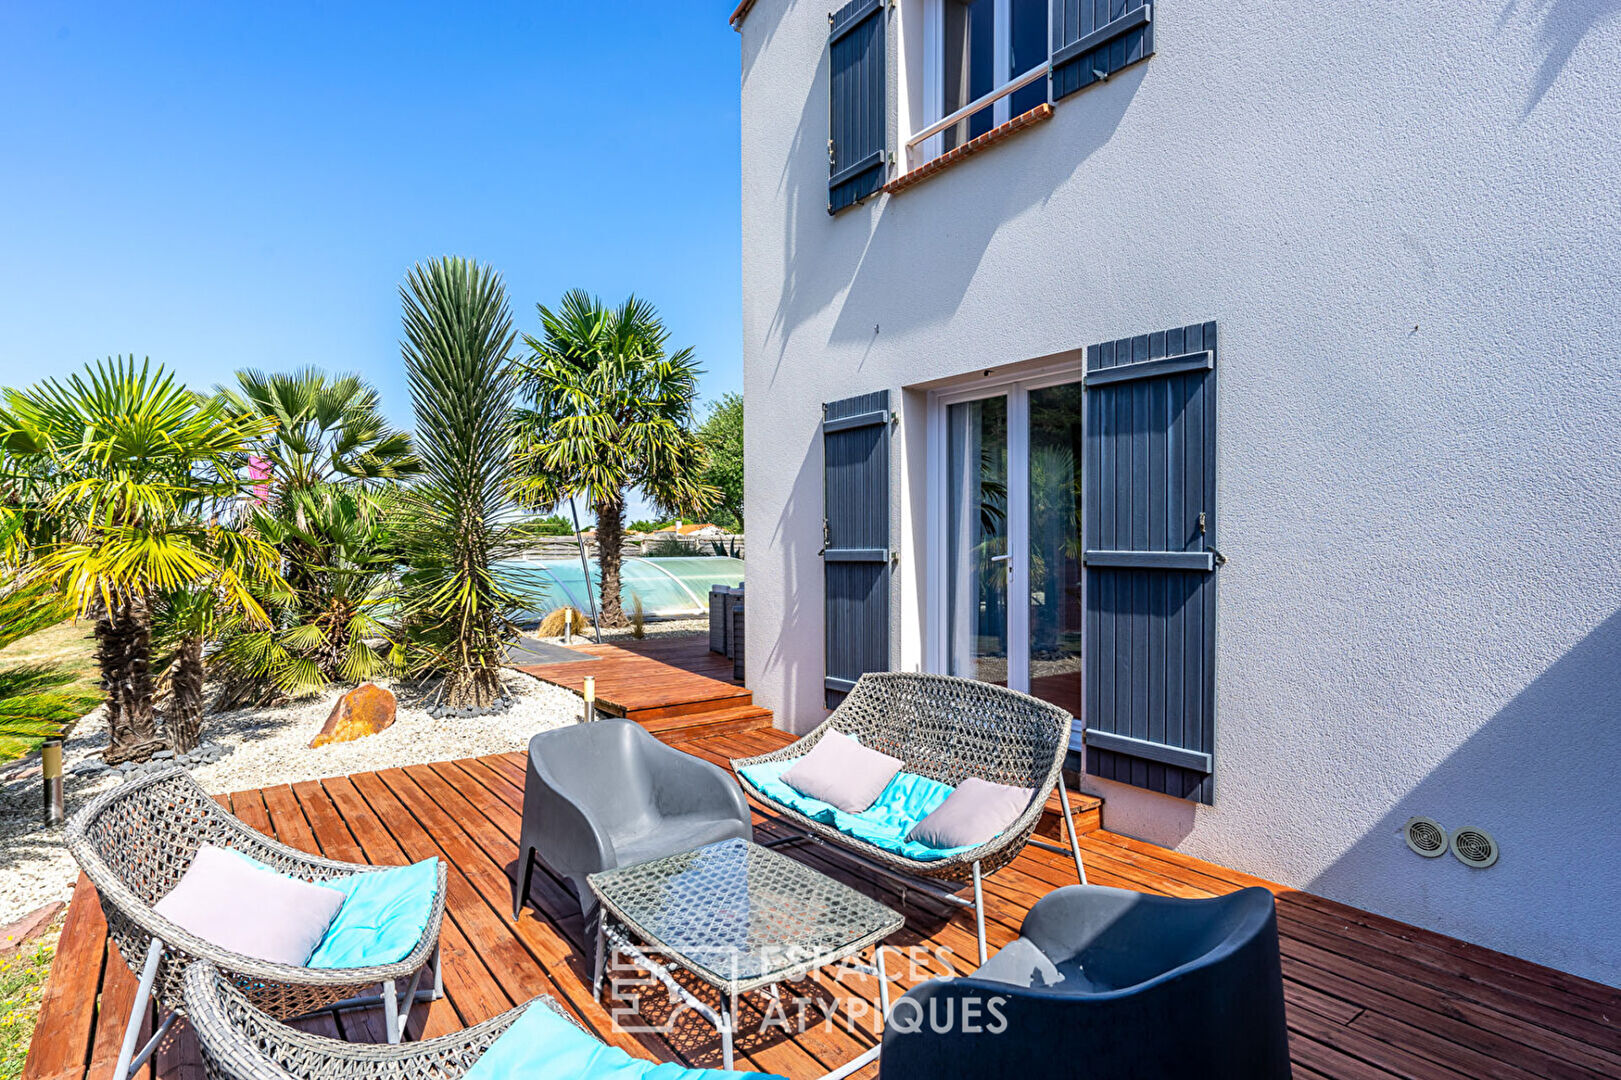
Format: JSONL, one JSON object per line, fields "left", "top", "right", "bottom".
{"left": 511, "top": 719, "right": 753, "bottom": 946}
{"left": 879, "top": 884, "right": 1292, "bottom": 1080}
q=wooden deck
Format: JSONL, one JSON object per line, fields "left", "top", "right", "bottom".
{"left": 25, "top": 651, "right": 1621, "bottom": 1080}
{"left": 514, "top": 636, "right": 775, "bottom": 744}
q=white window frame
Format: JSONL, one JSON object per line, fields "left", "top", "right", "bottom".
{"left": 911, "top": 0, "right": 1051, "bottom": 169}
{"left": 923, "top": 359, "right": 1083, "bottom": 692}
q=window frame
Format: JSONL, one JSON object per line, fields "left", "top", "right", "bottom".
{"left": 914, "top": 0, "right": 1051, "bottom": 167}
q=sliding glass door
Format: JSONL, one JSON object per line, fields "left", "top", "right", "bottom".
{"left": 936, "top": 375, "right": 1082, "bottom": 714}
{"left": 1026, "top": 381, "right": 1083, "bottom": 715}
{"left": 945, "top": 396, "right": 1009, "bottom": 683}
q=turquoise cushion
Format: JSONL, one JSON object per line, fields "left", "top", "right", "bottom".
{"left": 739, "top": 760, "right": 983, "bottom": 861}
{"left": 228, "top": 850, "right": 438, "bottom": 969}
{"left": 307, "top": 858, "right": 439, "bottom": 969}
{"left": 463, "top": 999, "right": 785, "bottom": 1080}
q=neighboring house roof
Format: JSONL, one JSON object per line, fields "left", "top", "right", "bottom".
{"left": 729, "top": 0, "right": 755, "bottom": 30}
{"left": 650, "top": 523, "right": 724, "bottom": 536}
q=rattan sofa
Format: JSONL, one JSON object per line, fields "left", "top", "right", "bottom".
{"left": 66, "top": 768, "right": 446, "bottom": 1080}
{"left": 732, "top": 672, "right": 1088, "bottom": 964}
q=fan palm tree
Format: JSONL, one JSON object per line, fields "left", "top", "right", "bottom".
{"left": 210, "top": 484, "right": 399, "bottom": 703}
{"left": 207, "top": 371, "right": 414, "bottom": 703}
{"left": 513, "top": 290, "right": 715, "bottom": 625}
{"left": 395, "top": 257, "right": 532, "bottom": 709}
{"left": 218, "top": 367, "right": 420, "bottom": 492}
{"left": 0, "top": 577, "right": 100, "bottom": 761}
{"left": 0, "top": 358, "right": 282, "bottom": 762}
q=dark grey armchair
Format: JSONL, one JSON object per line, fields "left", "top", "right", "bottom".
{"left": 879, "top": 884, "right": 1292, "bottom": 1080}
{"left": 511, "top": 719, "right": 753, "bottom": 941}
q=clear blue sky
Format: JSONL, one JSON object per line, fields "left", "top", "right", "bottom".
{"left": 0, "top": 2, "right": 741, "bottom": 523}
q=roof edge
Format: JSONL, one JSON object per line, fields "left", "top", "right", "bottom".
{"left": 729, "top": 0, "right": 756, "bottom": 31}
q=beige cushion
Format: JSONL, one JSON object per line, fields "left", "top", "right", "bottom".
{"left": 907, "top": 777, "right": 1034, "bottom": 850}
{"left": 780, "top": 730, "right": 903, "bottom": 813}
{"left": 153, "top": 844, "right": 345, "bottom": 966}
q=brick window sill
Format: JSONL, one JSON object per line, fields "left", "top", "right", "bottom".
{"left": 885, "top": 103, "right": 1055, "bottom": 197}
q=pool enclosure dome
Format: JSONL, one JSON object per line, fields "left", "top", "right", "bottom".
{"left": 503, "top": 556, "right": 743, "bottom": 620}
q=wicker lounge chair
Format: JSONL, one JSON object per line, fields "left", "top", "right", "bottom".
{"left": 66, "top": 768, "right": 446, "bottom": 1080}
{"left": 732, "top": 672, "right": 1087, "bottom": 964}
{"left": 184, "top": 960, "right": 557, "bottom": 1080}
{"left": 183, "top": 961, "right": 789, "bottom": 1080}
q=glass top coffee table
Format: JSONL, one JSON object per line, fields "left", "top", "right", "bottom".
{"left": 588, "top": 837, "right": 904, "bottom": 1073}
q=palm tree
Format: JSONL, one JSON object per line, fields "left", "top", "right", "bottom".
{"left": 211, "top": 484, "right": 398, "bottom": 702}
{"left": 0, "top": 578, "right": 100, "bottom": 761}
{"left": 216, "top": 368, "right": 418, "bottom": 689}
{"left": 395, "top": 257, "right": 532, "bottom": 709}
{"left": 218, "top": 367, "right": 420, "bottom": 492}
{"left": 514, "top": 290, "right": 715, "bottom": 625}
{"left": 0, "top": 358, "right": 282, "bottom": 762}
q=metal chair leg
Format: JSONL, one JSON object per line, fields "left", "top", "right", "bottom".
{"left": 382, "top": 977, "right": 400, "bottom": 1044}
{"left": 971, "top": 861, "right": 988, "bottom": 966}
{"left": 1057, "top": 773, "right": 1088, "bottom": 885}
{"left": 114, "top": 939, "right": 164, "bottom": 1080}
{"left": 511, "top": 846, "right": 534, "bottom": 920}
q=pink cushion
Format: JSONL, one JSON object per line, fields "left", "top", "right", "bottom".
{"left": 907, "top": 777, "right": 1034, "bottom": 850}
{"left": 780, "top": 730, "right": 904, "bottom": 813}
{"left": 153, "top": 844, "right": 344, "bottom": 966}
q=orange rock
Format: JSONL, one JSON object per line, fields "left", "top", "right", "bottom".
{"left": 310, "top": 683, "right": 397, "bottom": 748}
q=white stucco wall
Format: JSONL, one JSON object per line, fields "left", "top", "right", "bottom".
{"left": 738, "top": 0, "right": 1621, "bottom": 985}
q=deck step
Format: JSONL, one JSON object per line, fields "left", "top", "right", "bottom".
{"left": 622, "top": 690, "right": 754, "bottom": 722}
{"left": 1035, "top": 785, "right": 1103, "bottom": 839}
{"left": 647, "top": 711, "right": 775, "bottom": 748}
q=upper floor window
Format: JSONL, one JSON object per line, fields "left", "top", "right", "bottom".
{"left": 920, "top": 0, "right": 1050, "bottom": 162}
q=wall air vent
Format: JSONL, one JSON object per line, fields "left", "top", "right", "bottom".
{"left": 1403, "top": 817, "right": 1449, "bottom": 858}
{"left": 1450, "top": 826, "right": 1499, "bottom": 869}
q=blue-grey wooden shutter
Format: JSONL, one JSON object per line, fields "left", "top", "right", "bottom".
{"left": 828, "top": 0, "right": 886, "bottom": 214}
{"left": 823, "top": 391, "right": 891, "bottom": 707}
{"left": 1083, "top": 322, "right": 1219, "bottom": 803}
{"left": 1050, "top": 0, "right": 1154, "bottom": 101}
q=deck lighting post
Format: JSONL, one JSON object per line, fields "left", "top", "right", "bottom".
{"left": 583, "top": 676, "right": 597, "bottom": 723}
{"left": 42, "top": 737, "right": 65, "bottom": 826}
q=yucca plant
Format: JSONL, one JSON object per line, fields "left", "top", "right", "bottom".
{"left": 513, "top": 290, "right": 715, "bottom": 626}
{"left": 0, "top": 578, "right": 100, "bottom": 761}
{"left": 395, "top": 257, "right": 533, "bottom": 709}
{"left": 0, "top": 357, "right": 283, "bottom": 762}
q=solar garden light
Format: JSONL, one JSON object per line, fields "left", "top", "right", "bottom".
{"left": 42, "top": 737, "right": 65, "bottom": 826}
{"left": 583, "top": 676, "right": 597, "bottom": 723}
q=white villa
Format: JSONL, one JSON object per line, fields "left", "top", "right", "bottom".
{"left": 732, "top": 0, "right": 1621, "bottom": 986}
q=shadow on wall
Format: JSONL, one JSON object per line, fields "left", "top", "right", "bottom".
{"left": 1308, "top": 606, "right": 1621, "bottom": 986}
{"left": 762, "top": 423, "right": 825, "bottom": 733}
{"left": 1500, "top": 0, "right": 1621, "bottom": 114}
{"left": 759, "top": 3, "right": 1145, "bottom": 377}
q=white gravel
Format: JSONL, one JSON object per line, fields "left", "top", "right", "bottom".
{"left": 0, "top": 668, "right": 580, "bottom": 925}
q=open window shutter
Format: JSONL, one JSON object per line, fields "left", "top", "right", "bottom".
{"left": 828, "top": 0, "right": 886, "bottom": 214}
{"left": 823, "top": 391, "right": 891, "bottom": 707}
{"left": 1050, "top": 0, "right": 1154, "bottom": 101}
{"left": 1083, "top": 322, "right": 1218, "bottom": 804}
